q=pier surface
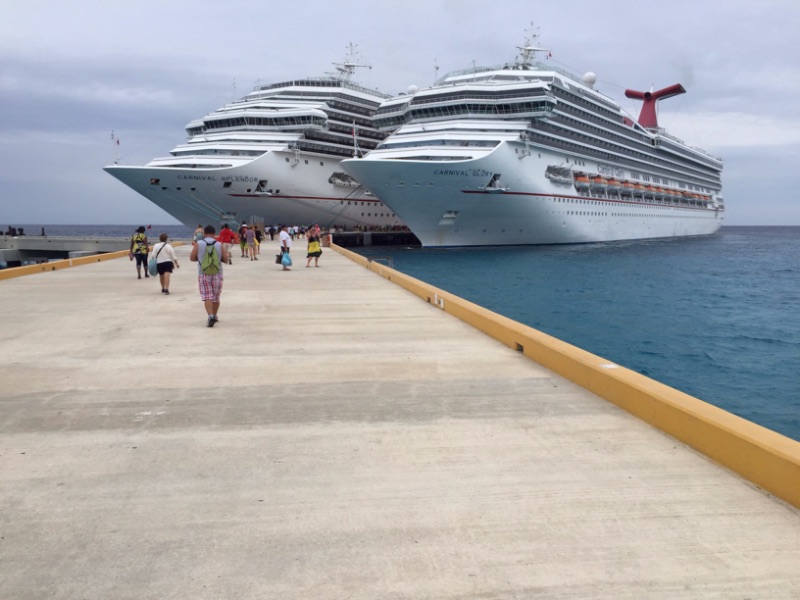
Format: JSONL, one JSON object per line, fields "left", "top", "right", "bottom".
{"left": 1, "top": 240, "right": 798, "bottom": 599}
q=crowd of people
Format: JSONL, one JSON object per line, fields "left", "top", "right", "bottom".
{"left": 129, "top": 222, "right": 326, "bottom": 327}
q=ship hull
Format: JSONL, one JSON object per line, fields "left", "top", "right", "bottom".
{"left": 343, "top": 143, "right": 723, "bottom": 247}
{"left": 105, "top": 150, "right": 404, "bottom": 229}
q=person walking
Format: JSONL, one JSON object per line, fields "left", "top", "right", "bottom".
{"left": 151, "top": 233, "right": 179, "bottom": 294}
{"left": 245, "top": 225, "right": 257, "bottom": 260}
{"left": 217, "top": 224, "right": 235, "bottom": 265}
{"left": 237, "top": 223, "right": 248, "bottom": 257}
{"left": 306, "top": 224, "right": 322, "bottom": 268}
{"left": 254, "top": 227, "right": 263, "bottom": 255}
{"left": 279, "top": 225, "right": 292, "bottom": 270}
{"left": 129, "top": 225, "right": 149, "bottom": 279}
{"left": 189, "top": 225, "right": 229, "bottom": 327}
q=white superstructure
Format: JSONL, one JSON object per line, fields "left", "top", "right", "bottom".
{"left": 105, "top": 45, "right": 405, "bottom": 230}
{"left": 342, "top": 31, "right": 724, "bottom": 247}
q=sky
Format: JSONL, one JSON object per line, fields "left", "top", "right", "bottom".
{"left": 1, "top": 0, "right": 798, "bottom": 226}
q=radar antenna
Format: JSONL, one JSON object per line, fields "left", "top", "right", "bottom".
{"left": 516, "top": 23, "right": 549, "bottom": 68}
{"left": 331, "top": 42, "right": 372, "bottom": 81}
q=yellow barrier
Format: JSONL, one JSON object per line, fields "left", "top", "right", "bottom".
{"left": 0, "top": 242, "right": 186, "bottom": 281}
{"left": 333, "top": 243, "right": 800, "bottom": 509}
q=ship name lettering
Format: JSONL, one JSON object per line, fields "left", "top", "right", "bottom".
{"left": 221, "top": 176, "right": 260, "bottom": 183}
{"left": 433, "top": 169, "right": 492, "bottom": 177}
{"left": 177, "top": 175, "right": 217, "bottom": 181}
{"left": 597, "top": 165, "right": 625, "bottom": 177}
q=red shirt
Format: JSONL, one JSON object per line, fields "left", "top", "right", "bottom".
{"left": 217, "top": 228, "right": 235, "bottom": 244}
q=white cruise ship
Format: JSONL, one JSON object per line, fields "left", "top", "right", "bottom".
{"left": 105, "top": 46, "right": 405, "bottom": 230}
{"left": 341, "top": 31, "right": 724, "bottom": 247}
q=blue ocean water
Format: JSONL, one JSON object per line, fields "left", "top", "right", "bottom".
{"left": 358, "top": 227, "right": 800, "bottom": 442}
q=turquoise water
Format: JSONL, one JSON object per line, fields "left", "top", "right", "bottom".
{"left": 358, "top": 227, "right": 800, "bottom": 442}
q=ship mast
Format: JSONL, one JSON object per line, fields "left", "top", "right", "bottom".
{"left": 516, "top": 24, "right": 549, "bottom": 68}
{"left": 331, "top": 42, "right": 372, "bottom": 81}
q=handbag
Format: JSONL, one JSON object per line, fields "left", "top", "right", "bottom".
{"left": 148, "top": 256, "right": 158, "bottom": 276}
{"left": 281, "top": 252, "right": 292, "bottom": 267}
{"left": 275, "top": 254, "right": 282, "bottom": 265}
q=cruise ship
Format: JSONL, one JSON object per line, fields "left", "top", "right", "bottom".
{"left": 341, "top": 31, "right": 724, "bottom": 247}
{"left": 105, "top": 46, "right": 405, "bottom": 230}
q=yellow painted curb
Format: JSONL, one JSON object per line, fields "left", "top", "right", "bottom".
{"left": 0, "top": 242, "right": 186, "bottom": 281}
{"left": 333, "top": 243, "right": 800, "bottom": 509}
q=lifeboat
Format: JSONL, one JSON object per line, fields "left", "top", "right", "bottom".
{"left": 644, "top": 184, "right": 657, "bottom": 195}
{"left": 621, "top": 180, "right": 635, "bottom": 194}
{"left": 590, "top": 175, "right": 608, "bottom": 189}
{"left": 574, "top": 173, "right": 590, "bottom": 189}
{"left": 606, "top": 178, "right": 622, "bottom": 192}
{"left": 633, "top": 182, "right": 646, "bottom": 193}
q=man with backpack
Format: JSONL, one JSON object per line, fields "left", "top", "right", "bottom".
{"left": 189, "top": 225, "right": 229, "bottom": 327}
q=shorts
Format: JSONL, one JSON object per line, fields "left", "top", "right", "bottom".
{"left": 157, "top": 261, "right": 174, "bottom": 274}
{"left": 198, "top": 273, "right": 223, "bottom": 302}
{"left": 133, "top": 253, "right": 147, "bottom": 267}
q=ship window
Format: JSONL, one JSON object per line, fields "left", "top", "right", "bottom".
{"left": 223, "top": 182, "right": 232, "bottom": 188}
{"left": 285, "top": 158, "right": 290, "bottom": 162}
{"left": 320, "top": 162, "right": 324, "bottom": 166}
{"left": 304, "top": 160, "right": 309, "bottom": 164}
{"left": 149, "top": 178, "right": 160, "bottom": 185}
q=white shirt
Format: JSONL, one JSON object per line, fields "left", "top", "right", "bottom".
{"left": 152, "top": 242, "right": 178, "bottom": 264}
{"left": 279, "top": 230, "right": 292, "bottom": 248}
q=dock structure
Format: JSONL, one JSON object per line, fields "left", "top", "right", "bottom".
{"left": 0, "top": 234, "right": 130, "bottom": 266}
{"left": 1, "top": 240, "right": 798, "bottom": 599}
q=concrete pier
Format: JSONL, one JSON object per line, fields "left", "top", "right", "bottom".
{"left": 1, "top": 240, "right": 798, "bottom": 599}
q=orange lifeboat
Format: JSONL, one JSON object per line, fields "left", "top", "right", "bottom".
{"left": 590, "top": 175, "right": 608, "bottom": 189}
{"left": 574, "top": 173, "right": 590, "bottom": 189}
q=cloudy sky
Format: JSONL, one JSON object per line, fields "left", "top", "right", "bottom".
{"left": 2, "top": 0, "right": 798, "bottom": 226}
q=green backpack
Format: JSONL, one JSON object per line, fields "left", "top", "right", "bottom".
{"left": 200, "top": 240, "right": 221, "bottom": 275}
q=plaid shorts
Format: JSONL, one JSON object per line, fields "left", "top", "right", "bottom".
{"left": 198, "top": 274, "right": 223, "bottom": 302}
